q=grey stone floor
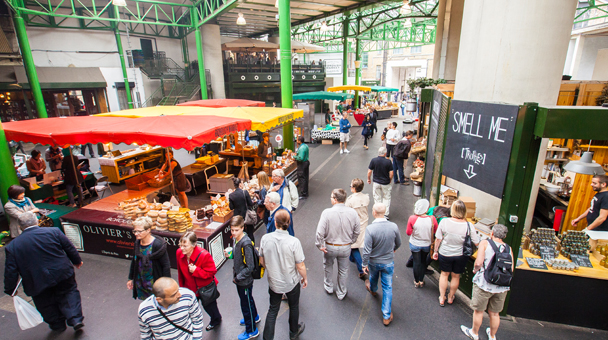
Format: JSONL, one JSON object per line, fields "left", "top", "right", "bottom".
{"left": 1, "top": 121, "right": 606, "bottom": 339}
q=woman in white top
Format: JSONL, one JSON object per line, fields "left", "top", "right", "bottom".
{"left": 406, "top": 199, "right": 437, "bottom": 287}
{"left": 346, "top": 178, "right": 370, "bottom": 279}
{"left": 432, "top": 200, "right": 480, "bottom": 306}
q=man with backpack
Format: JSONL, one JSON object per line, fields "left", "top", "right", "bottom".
{"left": 461, "top": 224, "right": 513, "bottom": 340}
{"left": 392, "top": 130, "right": 413, "bottom": 185}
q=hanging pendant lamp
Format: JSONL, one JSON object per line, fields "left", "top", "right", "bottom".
{"left": 564, "top": 152, "right": 605, "bottom": 175}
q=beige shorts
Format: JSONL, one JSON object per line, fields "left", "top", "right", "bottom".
{"left": 340, "top": 132, "right": 350, "bottom": 143}
{"left": 470, "top": 284, "right": 508, "bottom": 313}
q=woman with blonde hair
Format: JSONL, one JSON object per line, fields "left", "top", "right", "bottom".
{"left": 127, "top": 216, "right": 171, "bottom": 300}
{"left": 432, "top": 200, "right": 479, "bottom": 306}
{"left": 256, "top": 171, "right": 272, "bottom": 225}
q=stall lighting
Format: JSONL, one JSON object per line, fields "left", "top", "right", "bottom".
{"left": 400, "top": 0, "right": 411, "bottom": 15}
{"left": 112, "top": 0, "right": 127, "bottom": 7}
{"left": 354, "top": 60, "right": 361, "bottom": 69}
{"left": 236, "top": 13, "right": 246, "bottom": 25}
{"left": 564, "top": 152, "right": 605, "bottom": 175}
{"left": 320, "top": 21, "right": 329, "bottom": 32}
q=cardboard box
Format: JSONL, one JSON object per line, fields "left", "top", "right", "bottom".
{"left": 459, "top": 196, "right": 477, "bottom": 208}
{"left": 322, "top": 139, "right": 333, "bottom": 145}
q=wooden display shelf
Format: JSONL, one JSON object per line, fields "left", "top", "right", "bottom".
{"left": 100, "top": 147, "right": 164, "bottom": 183}
{"left": 516, "top": 249, "right": 608, "bottom": 281}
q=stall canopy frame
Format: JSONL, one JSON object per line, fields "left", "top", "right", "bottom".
{"left": 293, "top": 91, "right": 354, "bottom": 101}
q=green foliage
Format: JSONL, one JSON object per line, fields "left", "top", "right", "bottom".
{"left": 406, "top": 77, "right": 447, "bottom": 91}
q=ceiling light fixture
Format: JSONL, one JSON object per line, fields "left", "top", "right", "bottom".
{"left": 320, "top": 21, "right": 328, "bottom": 32}
{"left": 236, "top": 13, "right": 246, "bottom": 25}
{"left": 112, "top": 0, "right": 127, "bottom": 7}
{"left": 400, "top": 0, "right": 411, "bottom": 15}
{"left": 564, "top": 141, "right": 606, "bottom": 175}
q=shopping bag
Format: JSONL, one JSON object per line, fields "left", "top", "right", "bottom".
{"left": 13, "top": 296, "right": 44, "bottom": 330}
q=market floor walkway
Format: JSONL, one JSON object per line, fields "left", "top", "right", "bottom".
{"left": 1, "top": 124, "right": 605, "bottom": 340}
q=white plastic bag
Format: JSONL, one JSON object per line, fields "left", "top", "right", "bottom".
{"left": 13, "top": 296, "right": 44, "bottom": 330}
{"left": 12, "top": 279, "right": 43, "bottom": 330}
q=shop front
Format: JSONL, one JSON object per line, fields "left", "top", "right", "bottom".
{"left": 420, "top": 89, "right": 608, "bottom": 330}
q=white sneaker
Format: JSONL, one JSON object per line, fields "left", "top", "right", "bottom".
{"left": 340, "top": 149, "right": 343, "bottom": 154}
{"left": 486, "top": 327, "right": 496, "bottom": 340}
{"left": 460, "top": 325, "right": 479, "bottom": 340}
{"left": 344, "top": 149, "right": 350, "bottom": 154}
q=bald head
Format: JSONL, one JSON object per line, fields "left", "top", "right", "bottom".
{"left": 153, "top": 277, "right": 176, "bottom": 298}
{"left": 372, "top": 203, "right": 386, "bottom": 218}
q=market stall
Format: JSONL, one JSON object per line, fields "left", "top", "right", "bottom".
{"left": 177, "top": 98, "right": 265, "bottom": 108}
{"left": 419, "top": 89, "right": 608, "bottom": 330}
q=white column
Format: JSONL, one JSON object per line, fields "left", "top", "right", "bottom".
{"left": 432, "top": 0, "right": 464, "bottom": 81}
{"left": 451, "top": 0, "right": 578, "bottom": 222}
{"left": 201, "top": 24, "right": 226, "bottom": 99}
{"left": 592, "top": 48, "right": 608, "bottom": 80}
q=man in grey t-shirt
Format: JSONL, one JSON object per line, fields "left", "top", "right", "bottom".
{"left": 362, "top": 203, "right": 401, "bottom": 327}
{"left": 260, "top": 210, "right": 307, "bottom": 340}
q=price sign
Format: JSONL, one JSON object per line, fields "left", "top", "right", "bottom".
{"left": 525, "top": 257, "right": 548, "bottom": 270}
{"left": 539, "top": 245, "right": 556, "bottom": 261}
{"left": 570, "top": 254, "right": 593, "bottom": 268}
{"left": 275, "top": 135, "right": 283, "bottom": 143}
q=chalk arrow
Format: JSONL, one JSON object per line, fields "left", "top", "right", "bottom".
{"left": 464, "top": 164, "right": 477, "bottom": 179}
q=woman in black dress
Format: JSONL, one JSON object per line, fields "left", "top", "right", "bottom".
{"left": 159, "top": 149, "right": 189, "bottom": 208}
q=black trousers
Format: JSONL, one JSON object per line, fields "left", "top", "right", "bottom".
{"left": 32, "top": 275, "right": 83, "bottom": 330}
{"left": 200, "top": 298, "right": 222, "bottom": 326}
{"left": 263, "top": 283, "right": 300, "bottom": 340}
{"left": 246, "top": 224, "right": 256, "bottom": 245}
{"left": 412, "top": 249, "right": 430, "bottom": 282}
{"left": 296, "top": 160, "right": 309, "bottom": 197}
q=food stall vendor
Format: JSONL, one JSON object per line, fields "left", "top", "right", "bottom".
{"left": 257, "top": 132, "right": 275, "bottom": 164}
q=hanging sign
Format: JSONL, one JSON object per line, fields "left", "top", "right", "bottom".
{"left": 325, "top": 60, "right": 343, "bottom": 75}
{"left": 442, "top": 100, "right": 520, "bottom": 198}
{"left": 275, "top": 134, "right": 283, "bottom": 143}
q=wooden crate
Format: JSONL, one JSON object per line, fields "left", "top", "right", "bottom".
{"left": 213, "top": 210, "right": 234, "bottom": 223}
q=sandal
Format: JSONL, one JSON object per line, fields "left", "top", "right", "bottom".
{"left": 447, "top": 295, "right": 455, "bottom": 305}
{"left": 414, "top": 281, "right": 419, "bottom": 288}
{"left": 439, "top": 296, "right": 445, "bottom": 307}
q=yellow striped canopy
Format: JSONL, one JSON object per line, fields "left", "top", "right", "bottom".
{"left": 95, "top": 106, "right": 209, "bottom": 118}
{"left": 327, "top": 85, "right": 372, "bottom": 92}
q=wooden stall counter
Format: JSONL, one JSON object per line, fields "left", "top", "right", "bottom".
{"left": 516, "top": 249, "right": 608, "bottom": 280}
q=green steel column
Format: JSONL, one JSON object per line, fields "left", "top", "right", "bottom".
{"left": 191, "top": 11, "right": 208, "bottom": 99}
{"left": 354, "top": 39, "right": 361, "bottom": 108}
{"left": 342, "top": 16, "right": 349, "bottom": 89}
{"left": 13, "top": 7, "right": 47, "bottom": 118}
{"left": 279, "top": 0, "right": 294, "bottom": 151}
{"left": 0, "top": 122, "right": 20, "bottom": 213}
{"left": 112, "top": 20, "right": 134, "bottom": 109}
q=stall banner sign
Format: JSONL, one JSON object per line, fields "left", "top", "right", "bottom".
{"left": 525, "top": 257, "right": 548, "bottom": 270}
{"left": 442, "top": 100, "right": 519, "bottom": 198}
{"left": 325, "top": 60, "right": 343, "bottom": 75}
{"left": 539, "top": 245, "right": 556, "bottom": 261}
{"left": 570, "top": 254, "right": 593, "bottom": 268}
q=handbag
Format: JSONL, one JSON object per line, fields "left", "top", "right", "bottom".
{"left": 462, "top": 222, "right": 476, "bottom": 257}
{"left": 191, "top": 252, "right": 220, "bottom": 306}
{"left": 243, "top": 190, "right": 258, "bottom": 225}
{"left": 38, "top": 214, "right": 54, "bottom": 228}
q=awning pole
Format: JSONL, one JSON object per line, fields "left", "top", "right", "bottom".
{"left": 354, "top": 39, "right": 361, "bottom": 109}
{"left": 0, "top": 122, "right": 20, "bottom": 214}
{"left": 13, "top": 4, "right": 47, "bottom": 118}
{"left": 279, "top": 0, "right": 294, "bottom": 151}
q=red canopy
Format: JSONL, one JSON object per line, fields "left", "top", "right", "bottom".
{"left": 177, "top": 99, "right": 266, "bottom": 108}
{"left": 3, "top": 115, "right": 251, "bottom": 151}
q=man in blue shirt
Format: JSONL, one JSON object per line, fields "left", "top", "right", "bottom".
{"left": 339, "top": 112, "right": 352, "bottom": 155}
{"left": 265, "top": 192, "right": 295, "bottom": 235}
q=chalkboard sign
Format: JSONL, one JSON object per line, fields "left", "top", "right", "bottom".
{"left": 540, "top": 245, "right": 556, "bottom": 261}
{"left": 526, "top": 257, "right": 548, "bottom": 270}
{"left": 571, "top": 254, "right": 593, "bottom": 268}
{"left": 442, "top": 101, "right": 520, "bottom": 198}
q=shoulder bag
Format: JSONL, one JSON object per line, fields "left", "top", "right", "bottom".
{"left": 156, "top": 307, "right": 193, "bottom": 335}
{"left": 244, "top": 191, "right": 258, "bottom": 225}
{"left": 191, "top": 252, "right": 220, "bottom": 306}
{"left": 462, "top": 222, "right": 476, "bottom": 257}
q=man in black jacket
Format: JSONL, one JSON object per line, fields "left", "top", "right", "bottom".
{"left": 4, "top": 212, "right": 84, "bottom": 332}
{"left": 393, "top": 130, "right": 414, "bottom": 185}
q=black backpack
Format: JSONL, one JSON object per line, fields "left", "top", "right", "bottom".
{"left": 242, "top": 243, "right": 265, "bottom": 280}
{"left": 483, "top": 240, "right": 513, "bottom": 287}
{"left": 393, "top": 140, "right": 409, "bottom": 159}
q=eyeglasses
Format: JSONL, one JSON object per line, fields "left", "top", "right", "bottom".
{"left": 133, "top": 229, "right": 147, "bottom": 235}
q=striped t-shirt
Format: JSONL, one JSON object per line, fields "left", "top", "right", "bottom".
{"left": 138, "top": 287, "right": 204, "bottom": 340}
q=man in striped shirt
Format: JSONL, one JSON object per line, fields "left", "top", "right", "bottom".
{"left": 138, "top": 277, "right": 204, "bottom": 340}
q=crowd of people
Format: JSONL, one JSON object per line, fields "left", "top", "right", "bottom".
{"left": 3, "top": 122, "right": 521, "bottom": 340}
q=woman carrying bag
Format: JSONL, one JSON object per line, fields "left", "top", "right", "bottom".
{"left": 177, "top": 231, "right": 222, "bottom": 331}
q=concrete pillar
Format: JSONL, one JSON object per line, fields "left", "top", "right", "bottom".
{"left": 451, "top": 0, "right": 578, "bottom": 222}
{"left": 432, "top": 0, "right": 464, "bottom": 81}
{"left": 201, "top": 24, "right": 226, "bottom": 99}
{"left": 592, "top": 48, "right": 608, "bottom": 80}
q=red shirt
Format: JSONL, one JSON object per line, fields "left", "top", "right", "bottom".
{"left": 176, "top": 246, "right": 218, "bottom": 296}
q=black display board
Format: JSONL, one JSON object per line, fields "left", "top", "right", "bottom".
{"left": 423, "top": 90, "right": 444, "bottom": 200}
{"left": 540, "top": 245, "right": 556, "bottom": 260}
{"left": 525, "top": 257, "right": 548, "bottom": 270}
{"left": 570, "top": 254, "right": 593, "bottom": 268}
{"left": 442, "top": 101, "right": 520, "bottom": 198}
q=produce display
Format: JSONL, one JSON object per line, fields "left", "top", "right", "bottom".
{"left": 410, "top": 158, "right": 425, "bottom": 181}
{"left": 411, "top": 138, "right": 427, "bottom": 154}
{"left": 211, "top": 195, "right": 232, "bottom": 220}
{"left": 559, "top": 230, "right": 590, "bottom": 258}
{"left": 527, "top": 228, "right": 559, "bottom": 258}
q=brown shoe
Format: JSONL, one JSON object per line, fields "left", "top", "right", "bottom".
{"left": 365, "top": 279, "right": 377, "bottom": 297}
{"left": 383, "top": 313, "right": 393, "bottom": 326}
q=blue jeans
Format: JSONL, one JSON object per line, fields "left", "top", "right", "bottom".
{"left": 392, "top": 157, "right": 405, "bottom": 183}
{"left": 349, "top": 248, "right": 363, "bottom": 274}
{"left": 368, "top": 262, "right": 394, "bottom": 319}
{"left": 237, "top": 285, "right": 258, "bottom": 333}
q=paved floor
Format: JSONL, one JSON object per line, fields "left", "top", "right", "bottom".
{"left": 1, "top": 122, "right": 606, "bottom": 339}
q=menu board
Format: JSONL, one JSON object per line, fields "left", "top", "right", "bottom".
{"left": 62, "top": 222, "right": 84, "bottom": 251}
{"left": 525, "top": 257, "right": 548, "bottom": 270}
{"left": 209, "top": 233, "right": 226, "bottom": 269}
{"left": 539, "top": 245, "right": 556, "bottom": 261}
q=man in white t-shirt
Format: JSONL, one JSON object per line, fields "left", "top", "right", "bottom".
{"left": 461, "top": 224, "right": 513, "bottom": 340}
{"left": 385, "top": 122, "right": 400, "bottom": 158}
